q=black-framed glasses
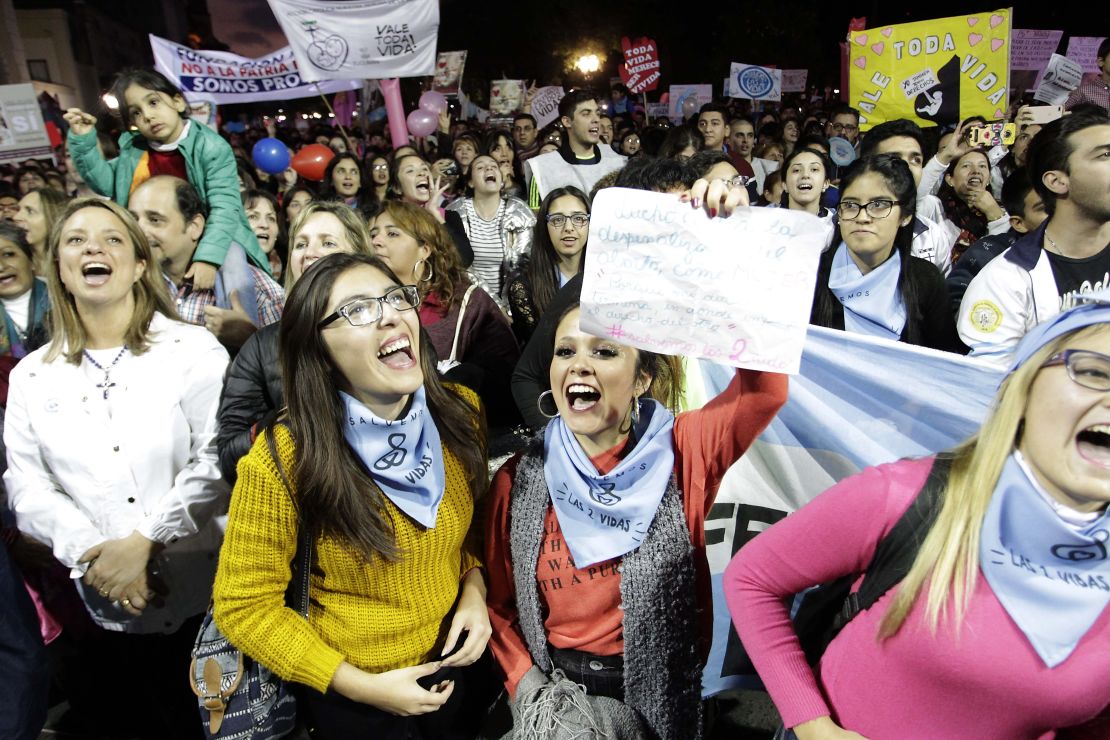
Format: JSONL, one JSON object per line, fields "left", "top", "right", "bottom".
{"left": 829, "top": 122, "right": 859, "bottom": 133}
{"left": 837, "top": 199, "right": 897, "bottom": 221}
{"left": 318, "top": 285, "right": 421, "bottom": 329}
{"left": 1042, "top": 349, "right": 1110, "bottom": 391}
{"left": 546, "top": 213, "right": 590, "bottom": 229}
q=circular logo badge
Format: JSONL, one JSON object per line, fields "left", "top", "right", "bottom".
{"left": 737, "top": 67, "right": 774, "bottom": 99}
{"left": 969, "top": 300, "right": 1003, "bottom": 333}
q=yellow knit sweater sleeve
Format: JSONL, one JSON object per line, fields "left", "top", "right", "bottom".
{"left": 212, "top": 427, "right": 345, "bottom": 693}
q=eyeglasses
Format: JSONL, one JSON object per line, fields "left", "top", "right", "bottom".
{"left": 371, "top": 164, "right": 389, "bottom": 171}
{"left": 837, "top": 199, "right": 897, "bottom": 221}
{"left": 829, "top": 122, "right": 859, "bottom": 133}
{"left": 546, "top": 213, "right": 590, "bottom": 229}
{"left": 318, "top": 285, "right": 421, "bottom": 329}
{"left": 1042, "top": 350, "right": 1110, "bottom": 391}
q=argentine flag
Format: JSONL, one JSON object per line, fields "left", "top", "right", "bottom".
{"left": 699, "top": 326, "right": 1003, "bottom": 696}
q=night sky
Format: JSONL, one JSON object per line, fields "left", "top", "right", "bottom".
{"left": 210, "top": 2, "right": 1096, "bottom": 94}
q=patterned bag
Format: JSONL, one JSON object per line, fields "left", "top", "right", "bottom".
{"left": 190, "top": 528, "right": 313, "bottom": 738}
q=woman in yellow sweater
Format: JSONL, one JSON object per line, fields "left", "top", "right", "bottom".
{"left": 212, "top": 251, "right": 491, "bottom": 738}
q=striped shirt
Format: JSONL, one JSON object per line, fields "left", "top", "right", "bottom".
{"left": 163, "top": 268, "right": 285, "bottom": 328}
{"left": 461, "top": 199, "right": 507, "bottom": 295}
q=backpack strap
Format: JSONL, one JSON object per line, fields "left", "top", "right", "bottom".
{"left": 832, "top": 455, "right": 952, "bottom": 632}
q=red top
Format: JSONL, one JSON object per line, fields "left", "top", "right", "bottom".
{"left": 147, "top": 148, "right": 189, "bottom": 181}
{"left": 485, "top": 367, "right": 787, "bottom": 695}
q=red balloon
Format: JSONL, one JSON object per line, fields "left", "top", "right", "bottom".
{"left": 291, "top": 144, "right": 335, "bottom": 182}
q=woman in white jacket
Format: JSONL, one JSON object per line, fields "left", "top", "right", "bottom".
{"left": 3, "top": 198, "right": 229, "bottom": 739}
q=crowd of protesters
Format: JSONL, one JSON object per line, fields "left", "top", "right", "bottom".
{"left": 0, "top": 34, "right": 1107, "bottom": 740}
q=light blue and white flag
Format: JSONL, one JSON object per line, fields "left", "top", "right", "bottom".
{"left": 698, "top": 326, "right": 1003, "bottom": 696}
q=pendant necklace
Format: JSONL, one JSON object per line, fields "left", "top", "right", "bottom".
{"left": 83, "top": 346, "right": 128, "bottom": 399}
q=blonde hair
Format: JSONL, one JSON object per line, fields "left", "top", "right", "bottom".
{"left": 284, "top": 200, "right": 373, "bottom": 292}
{"left": 373, "top": 201, "right": 466, "bottom": 312}
{"left": 878, "top": 323, "right": 1110, "bottom": 638}
{"left": 45, "top": 198, "right": 178, "bottom": 365}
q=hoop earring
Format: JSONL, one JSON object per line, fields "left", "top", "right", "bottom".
{"left": 413, "top": 258, "right": 434, "bottom": 283}
{"left": 537, "top": 390, "right": 559, "bottom": 420}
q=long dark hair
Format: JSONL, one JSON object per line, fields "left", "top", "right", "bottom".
{"left": 319, "top": 152, "right": 377, "bottom": 216}
{"left": 779, "top": 146, "right": 832, "bottom": 210}
{"left": 482, "top": 129, "right": 521, "bottom": 185}
{"left": 109, "top": 68, "right": 187, "bottom": 129}
{"left": 269, "top": 252, "right": 487, "bottom": 562}
{"left": 526, "top": 186, "right": 590, "bottom": 321}
{"left": 811, "top": 154, "right": 924, "bottom": 343}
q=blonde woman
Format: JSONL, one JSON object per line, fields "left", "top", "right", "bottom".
{"left": 4, "top": 198, "right": 229, "bottom": 738}
{"left": 725, "top": 298, "right": 1110, "bottom": 739}
{"left": 217, "top": 201, "right": 373, "bottom": 482}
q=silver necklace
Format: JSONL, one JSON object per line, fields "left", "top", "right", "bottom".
{"left": 83, "top": 346, "right": 128, "bottom": 399}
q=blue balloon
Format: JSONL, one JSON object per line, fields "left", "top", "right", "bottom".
{"left": 251, "top": 137, "right": 291, "bottom": 175}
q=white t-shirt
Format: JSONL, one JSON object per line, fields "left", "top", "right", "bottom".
{"left": 1, "top": 289, "right": 33, "bottom": 334}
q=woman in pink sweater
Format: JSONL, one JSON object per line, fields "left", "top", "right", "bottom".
{"left": 725, "top": 295, "right": 1110, "bottom": 739}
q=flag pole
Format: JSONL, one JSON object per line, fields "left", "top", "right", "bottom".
{"left": 314, "top": 83, "right": 355, "bottom": 154}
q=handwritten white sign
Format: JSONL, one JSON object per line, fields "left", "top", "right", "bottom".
{"left": 580, "top": 189, "right": 828, "bottom": 375}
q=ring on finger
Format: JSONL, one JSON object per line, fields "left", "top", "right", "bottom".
{"left": 99, "top": 589, "right": 109, "bottom": 597}
{"left": 121, "top": 598, "right": 132, "bottom": 607}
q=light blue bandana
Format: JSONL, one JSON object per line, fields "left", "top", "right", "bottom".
{"left": 341, "top": 387, "right": 446, "bottom": 528}
{"left": 543, "top": 399, "right": 675, "bottom": 568}
{"left": 980, "top": 453, "right": 1110, "bottom": 667}
{"left": 828, "top": 242, "right": 906, "bottom": 341}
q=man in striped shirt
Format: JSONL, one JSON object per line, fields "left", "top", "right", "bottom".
{"left": 129, "top": 176, "right": 284, "bottom": 353}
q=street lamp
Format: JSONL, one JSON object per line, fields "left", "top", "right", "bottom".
{"left": 575, "top": 54, "right": 600, "bottom": 75}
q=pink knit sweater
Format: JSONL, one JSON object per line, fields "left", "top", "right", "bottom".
{"left": 724, "top": 457, "right": 1110, "bottom": 739}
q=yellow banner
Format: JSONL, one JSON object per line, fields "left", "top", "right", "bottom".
{"left": 849, "top": 9, "right": 1011, "bottom": 132}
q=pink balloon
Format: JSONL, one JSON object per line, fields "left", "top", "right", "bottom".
{"left": 407, "top": 109, "right": 438, "bottom": 137}
{"left": 419, "top": 90, "right": 449, "bottom": 115}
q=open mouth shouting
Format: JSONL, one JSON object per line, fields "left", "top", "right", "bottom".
{"left": 377, "top": 334, "right": 417, "bottom": 370}
{"left": 81, "top": 261, "right": 113, "bottom": 286}
{"left": 1077, "top": 424, "right": 1110, "bottom": 469}
{"left": 566, "top": 382, "right": 601, "bottom": 412}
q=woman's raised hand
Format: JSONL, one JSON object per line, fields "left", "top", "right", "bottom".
{"left": 682, "top": 177, "right": 750, "bottom": 218}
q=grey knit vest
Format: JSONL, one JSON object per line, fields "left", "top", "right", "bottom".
{"left": 509, "top": 437, "right": 704, "bottom": 740}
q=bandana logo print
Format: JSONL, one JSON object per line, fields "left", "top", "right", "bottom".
{"left": 589, "top": 482, "right": 622, "bottom": 506}
{"left": 373, "top": 433, "right": 408, "bottom": 470}
{"left": 1051, "top": 531, "right": 1108, "bottom": 563}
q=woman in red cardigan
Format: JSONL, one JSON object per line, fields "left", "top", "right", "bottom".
{"left": 485, "top": 302, "right": 787, "bottom": 739}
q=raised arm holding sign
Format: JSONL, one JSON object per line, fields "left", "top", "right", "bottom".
{"left": 580, "top": 188, "right": 829, "bottom": 374}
